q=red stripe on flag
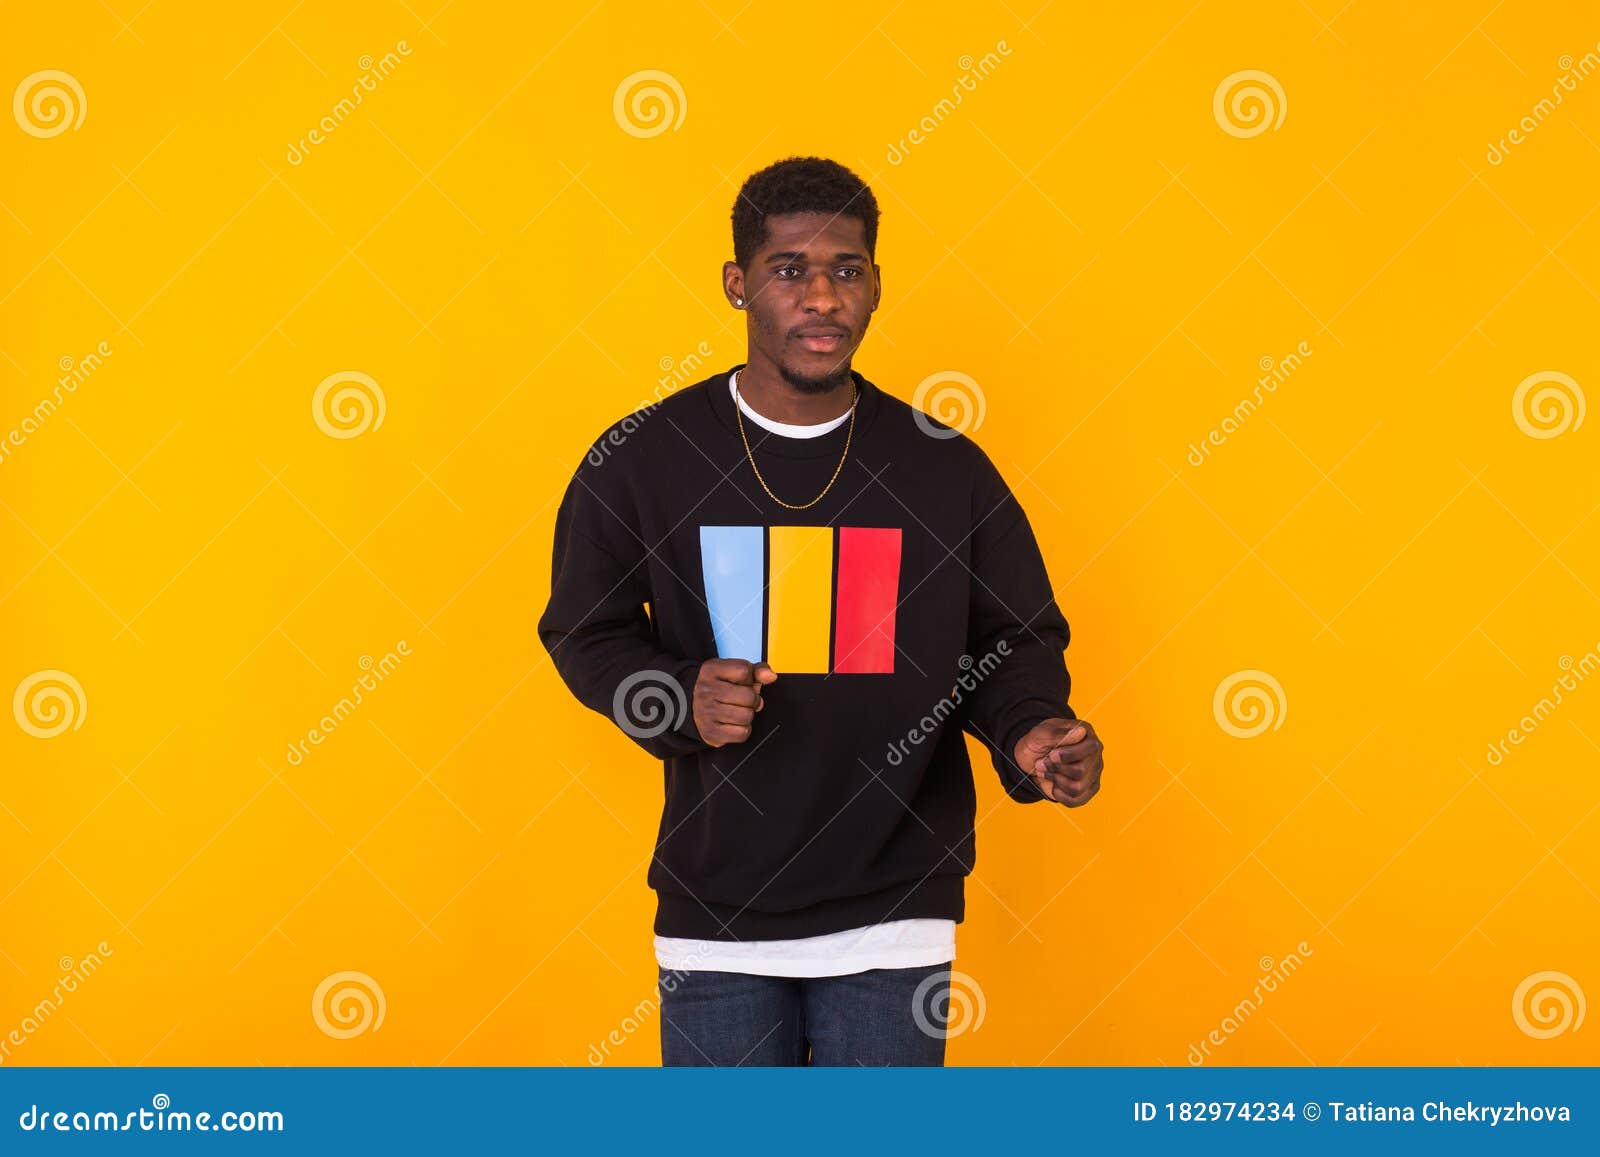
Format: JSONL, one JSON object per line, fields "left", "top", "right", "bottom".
{"left": 833, "top": 527, "right": 901, "bottom": 674}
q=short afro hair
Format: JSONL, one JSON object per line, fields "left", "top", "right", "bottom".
{"left": 731, "top": 156, "right": 879, "bottom": 270}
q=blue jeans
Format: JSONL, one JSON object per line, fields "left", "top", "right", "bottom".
{"left": 656, "top": 963, "right": 952, "bottom": 1066}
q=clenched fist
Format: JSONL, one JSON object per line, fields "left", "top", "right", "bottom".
{"left": 693, "top": 658, "right": 778, "bottom": 747}
{"left": 1013, "top": 717, "right": 1104, "bottom": 806}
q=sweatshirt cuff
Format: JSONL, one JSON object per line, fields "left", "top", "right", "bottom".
{"left": 669, "top": 658, "right": 707, "bottom": 747}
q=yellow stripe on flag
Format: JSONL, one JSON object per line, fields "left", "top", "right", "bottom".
{"left": 767, "top": 525, "right": 833, "bottom": 674}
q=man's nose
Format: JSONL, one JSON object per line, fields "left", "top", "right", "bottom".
{"left": 802, "top": 271, "right": 842, "bottom": 313}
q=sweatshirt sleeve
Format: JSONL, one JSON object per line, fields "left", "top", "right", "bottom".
{"left": 537, "top": 445, "right": 712, "bottom": 761}
{"left": 958, "top": 448, "right": 1076, "bottom": 804}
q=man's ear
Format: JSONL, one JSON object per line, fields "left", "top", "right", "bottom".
{"left": 871, "top": 263, "right": 882, "bottom": 311}
{"left": 723, "top": 260, "right": 745, "bottom": 307}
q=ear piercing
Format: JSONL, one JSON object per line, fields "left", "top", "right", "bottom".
{"left": 734, "top": 297, "right": 743, "bottom": 306}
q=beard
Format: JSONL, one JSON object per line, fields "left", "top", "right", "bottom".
{"left": 778, "top": 356, "right": 854, "bottom": 395}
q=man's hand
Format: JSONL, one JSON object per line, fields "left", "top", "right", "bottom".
{"left": 1013, "top": 718, "right": 1104, "bottom": 806}
{"left": 693, "top": 658, "right": 778, "bottom": 747}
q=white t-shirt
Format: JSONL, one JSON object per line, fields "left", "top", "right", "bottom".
{"left": 651, "top": 371, "right": 957, "bottom": 978}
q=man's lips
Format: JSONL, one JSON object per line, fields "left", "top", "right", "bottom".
{"left": 794, "top": 329, "right": 848, "bottom": 353}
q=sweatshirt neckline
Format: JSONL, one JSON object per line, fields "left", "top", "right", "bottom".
{"left": 731, "top": 373, "right": 852, "bottom": 438}
{"left": 706, "top": 363, "right": 881, "bottom": 459}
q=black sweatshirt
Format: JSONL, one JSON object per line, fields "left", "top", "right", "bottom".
{"left": 537, "top": 365, "right": 1076, "bottom": 940}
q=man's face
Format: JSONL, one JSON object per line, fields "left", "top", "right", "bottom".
{"left": 725, "top": 211, "right": 880, "bottom": 393}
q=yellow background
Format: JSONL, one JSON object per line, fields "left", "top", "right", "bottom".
{"left": 3, "top": 0, "right": 1598, "bottom": 1065}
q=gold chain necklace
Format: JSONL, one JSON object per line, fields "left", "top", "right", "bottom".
{"left": 733, "top": 369, "right": 857, "bottom": 511}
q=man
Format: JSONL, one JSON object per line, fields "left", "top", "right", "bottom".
{"left": 538, "top": 155, "right": 1104, "bottom": 1066}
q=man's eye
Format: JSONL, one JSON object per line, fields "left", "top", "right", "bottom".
{"left": 838, "top": 268, "right": 861, "bottom": 279}
{"left": 775, "top": 266, "right": 801, "bottom": 278}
